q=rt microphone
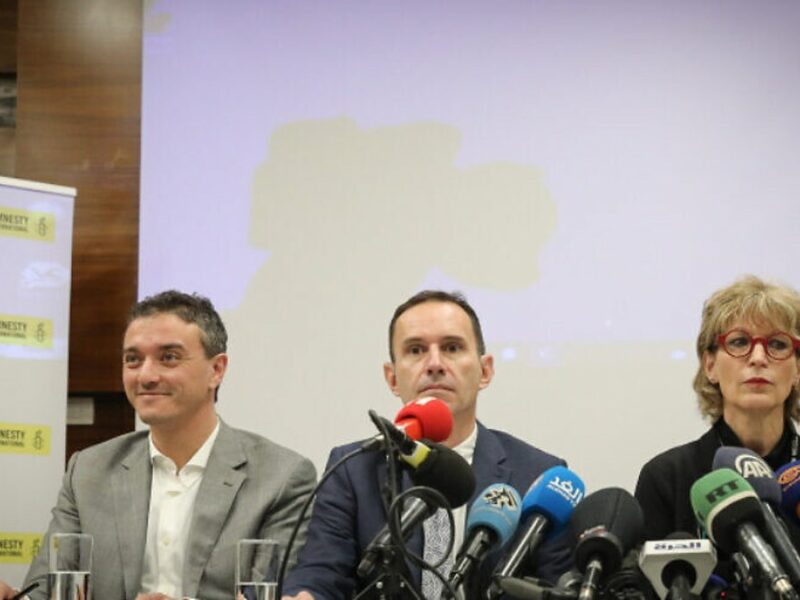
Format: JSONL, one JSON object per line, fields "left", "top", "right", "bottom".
{"left": 447, "top": 483, "right": 522, "bottom": 592}
{"left": 355, "top": 443, "right": 476, "bottom": 580}
{"left": 638, "top": 533, "right": 717, "bottom": 600}
{"left": 713, "top": 447, "right": 800, "bottom": 588}
{"left": 690, "top": 468, "right": 798, "bottom": 600}
{"left": 570, "top": 488, "right": 644, "bottom": 600}
{"left": 488, "top": 466, "right": 585, "bottom": 599}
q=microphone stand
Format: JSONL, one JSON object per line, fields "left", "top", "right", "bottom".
{"left": 355, "top": 417, "right": 424, "bottom": 600}
{"left": 355, "top": 412, "right": 459, "bottom": 600}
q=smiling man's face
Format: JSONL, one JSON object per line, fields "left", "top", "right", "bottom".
{"left": 122, "top": 312, "right": 226, "bottom": 431}
{"left": 384, "top": 300, "right": 494, "bottom": 429}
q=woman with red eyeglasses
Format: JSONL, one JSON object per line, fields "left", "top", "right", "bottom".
{"left": 635, "top": 275, "right": 800, "bottom": 546}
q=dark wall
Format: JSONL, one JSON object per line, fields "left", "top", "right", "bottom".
{"left": 6, "top": 0, "right": 143, "bottom": 457}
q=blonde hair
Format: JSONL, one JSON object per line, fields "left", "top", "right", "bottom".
{"left": 693, "top": 275, "right": 800, "bottom": 420}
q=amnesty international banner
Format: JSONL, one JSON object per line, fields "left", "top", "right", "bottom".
{"left": 0, "top": 176, "right": 75, "bottom": 585}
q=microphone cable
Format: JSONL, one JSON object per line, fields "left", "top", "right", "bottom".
{"left": 276, "top": 410, "right": 408, "bottom": 598}
{"left": 383, "top": 485, "right": 459, "bottom": 600}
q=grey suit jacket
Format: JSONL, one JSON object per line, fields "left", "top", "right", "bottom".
{"left": 23, "top": 420, "right": 316, "bottom": 600}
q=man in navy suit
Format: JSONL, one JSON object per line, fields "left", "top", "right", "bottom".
{"left": 282, "top": 290, "right": 572, "bottom": 599}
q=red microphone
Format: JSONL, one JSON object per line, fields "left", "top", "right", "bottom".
{"left": 394, "top": 396, "right": 453, "bottom": 442}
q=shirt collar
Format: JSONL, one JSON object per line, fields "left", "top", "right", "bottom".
{"left": 148, "top": 419, "right": 221, "bottom": 472}
{"left": 451, "top": 421, "right": 478, "bottom": 466}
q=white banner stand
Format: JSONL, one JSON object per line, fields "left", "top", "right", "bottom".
{"left": 0, "top": 176, "right": 75, "bottom": 586}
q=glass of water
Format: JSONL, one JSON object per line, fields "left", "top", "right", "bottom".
{"left": 48, "top": 533, "right": 92, "bottom": 600}
{"left": 235, "top": 539, "right": 279, "bottom": 600}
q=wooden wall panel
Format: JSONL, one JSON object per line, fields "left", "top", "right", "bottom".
{"left": 15, "top": 0, "right": 141, "bottom": 395}
{"left": 0, "top": 0, "right": 16, "bottom": 177}
{"left": 0, "top": 0, "right": 16, "bottom": 73}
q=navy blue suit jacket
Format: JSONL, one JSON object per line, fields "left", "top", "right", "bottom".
{"left": 283, "top": 423, "right": 573, "bottom": 599}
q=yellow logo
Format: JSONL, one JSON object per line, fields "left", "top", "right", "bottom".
{"left": 0, "top": 314, "right": 53, "bottom": 348}
{"left": 0, "top": 423, "right": 51, "bottom": 455}
{"left": 778, "top": 465, "right": 800, "bottom": 486}
{"left": 0, "top": 206, "right": 56, "bottom": 241}
{"left": 0, "top": 533, "right": 44, "bottom": 564}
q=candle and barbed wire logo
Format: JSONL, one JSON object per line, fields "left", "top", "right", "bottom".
{"left": 37, "top": 216, "right": 49, "bottom": 238}
{"left": 30, "top": 537, "right": 41, "bottom": 561}
{"left": 0, "top": 423, "right": 51, "bottom": 455}
{"left": 0, "top": 534, "right": 45, "bottom": 564}
{"left": 33, "top": 429, "right": 45, "bottom": 451}
{"left": 0, "top": 314, "right": 53, "bottom": 348}
{"left": 0, "top": 207, "right": 56, "bottom": 241}
{"left": 34, "top": 322, "right": 47, "bottom": 344}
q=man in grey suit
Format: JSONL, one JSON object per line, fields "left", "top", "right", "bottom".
{"left": 16, "top": 290, "right": 316, "bottom": 600}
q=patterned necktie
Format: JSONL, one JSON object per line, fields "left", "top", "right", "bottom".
{"left": 421, "top": 507, "right": 455, "bottom": 599}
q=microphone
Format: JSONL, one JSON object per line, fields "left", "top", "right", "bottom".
{"left": 690, "top": 468, "right": 798, "bottom": 600}
{"left": 713, "top": 447, "right": 800, "bottom": 587}
{"left": 638, "top": 533, "right": 717, "bottom": 600}
{"left": 570, "top": 488, "right": 644, "bottom": 600}
{"left": 776, "top": 461, "right": 800, "bottom": 526}
{"left": 498, "top": 576, "right": 578, "bottom": 600}
{"left": 361, "top": 397, "right": 453, "bottom": 467}
{"left": 488, "top": 466, "right": 585, "bottom": 599}
{"left": 355, "top": 443, "right": 476, "bottom": 580}
{"left": 447, "top": 483, "right": 522, "bottom": 592}
{"left": 395, "top": 396, "right": 452, "bottom": 441}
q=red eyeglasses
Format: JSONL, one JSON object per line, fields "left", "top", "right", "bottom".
{"left": 715, "top": 329, "right": 800, "bottom": 360}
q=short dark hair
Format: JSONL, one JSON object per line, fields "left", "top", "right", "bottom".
{"left": 388, "top": 290, "right": 486, "bottom": 361}
{"left": 128, "top": 290, "right": 228, "bottom": 358}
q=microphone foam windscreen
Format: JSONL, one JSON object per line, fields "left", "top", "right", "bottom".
{"left": 466, "top": 484, "right": 522, "bottom": 548}
{"left": 570, "top": 487, "right": 644, "bottom": 572}
{"left": 689, "top": 468, "right": 762, "bottom": 552}
{"left": 395, "top": 397, "right": 452, "bottom": 442}
{"left": 776, "top": 461, "right": 800, "bottom": 525}
{"left": 521, "top": 465, "right": 585, "bottom": 533}
{"left": 411, "top": 442, "right": 476, "bottom": 508}
{"left": 712, "top": 447, "right": 780, "bottom": 505}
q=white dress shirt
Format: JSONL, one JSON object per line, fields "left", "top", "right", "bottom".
{"left": 139, "top": 422, "right": 220, "bottom": 598}
{"left": 449, "top": 423, "right": 477, "bottom": 560}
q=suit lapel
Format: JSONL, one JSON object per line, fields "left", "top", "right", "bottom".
{"left": 113, "top": 437, "right": 152, "bottom": 600}
{"left": 182, "top": 421, "right": 247, "bottom": 597}
{"left": 471, "top": 423, "right": 511, "bottom": 498}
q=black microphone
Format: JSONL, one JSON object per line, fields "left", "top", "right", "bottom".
{"left": 570, "top": 488, "right": 644, "bottom": 600}
{"left": 498, "top": 576, "right": 578, "bottom": 600}
{"left": 447, "top": 483, "right": 522, "bottom": 592}
{"left": 355, "top": 443, "right": 476, "bottom": 580}
{"left": 713, "top": 447, "right": 800, "bottom": 588}
{"left": 638, "top": 532, "right": 717, "bottom": 600}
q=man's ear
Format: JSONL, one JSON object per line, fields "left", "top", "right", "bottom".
{"left": 383, "top": 361, "right": 400, "bottom": 396}
{"left": 478, "top": 353, "right": 495, "bottom": 390}
{"left": 210, "top": 353, "right": 228, "bottom": 390}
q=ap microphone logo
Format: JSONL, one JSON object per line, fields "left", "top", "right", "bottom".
{"left": 734, "top": 454, "right": 773, "bottom": 479}
{"left": 483, "top": 485, "right": 520, "bottom": 509}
